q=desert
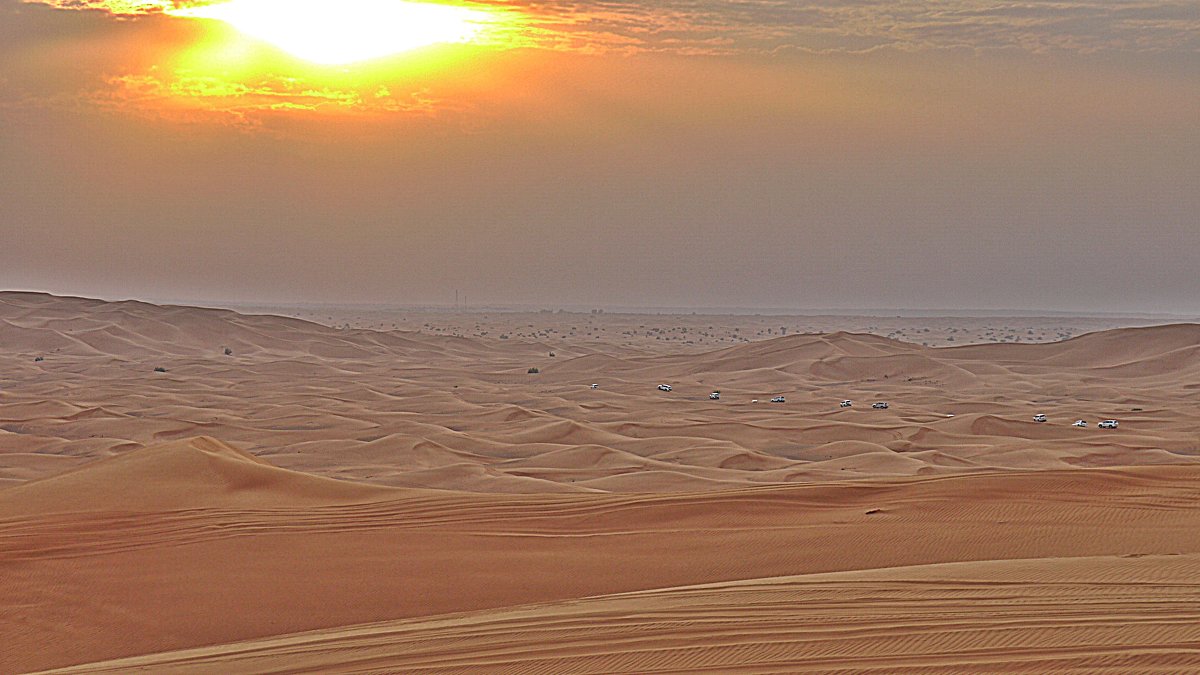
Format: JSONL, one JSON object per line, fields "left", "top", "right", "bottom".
{"left": 3, "top": 292, "right": 1200, "bottom": 672}
{"left": 6, "top": 0, "right": 1199, "bottom": 669}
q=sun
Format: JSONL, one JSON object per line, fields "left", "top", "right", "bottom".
{"left": 169, "top": 0, "right": 500, "bottom": 65}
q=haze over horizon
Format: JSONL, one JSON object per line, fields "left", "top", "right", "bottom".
{"left": 8, "top": 288, "right": 1200, "bottom": 323}
{"left": 2, "top": 0, "right": 1198, "bottom": 313}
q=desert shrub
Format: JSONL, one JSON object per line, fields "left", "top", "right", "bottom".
{"left": 528, "top": 367, "right": 540, "bottom": 374}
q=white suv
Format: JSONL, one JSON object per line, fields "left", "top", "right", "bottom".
{"left": 709, "top": 392, "right": 720, "bottom": 400}
{"left": 840, "top": 400, "right": 853, "bottom": 408}
{"left": 1098, "top": 420, "right": 1119, "bottom": 429}
{"left": 770, "top": 396, "right": 786, "bottom": 403}
{"left": 1033, "top": 414, "right": 1047, "bottom": 423}
{"left": 1072, "top": 420, "right": 1087, "bottom": 427}
{"left": 872, "top": 402, "right": 889, "bottom": 409}
{"left": 657, "top": 384, "right": 672, "bottom": 392}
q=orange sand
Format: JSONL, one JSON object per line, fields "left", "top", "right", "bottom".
{"left": 3, "top": 292, "right": 1200, "bottom": 672}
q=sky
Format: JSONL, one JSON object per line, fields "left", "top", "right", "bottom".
{"left": 1, "top": 0, "right": 1198, "bottom": 313}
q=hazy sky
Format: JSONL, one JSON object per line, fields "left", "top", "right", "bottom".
{"left": 1, "top": 0, "right": 1198, "bottom": 312}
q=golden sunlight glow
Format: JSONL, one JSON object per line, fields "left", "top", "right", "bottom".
{"left": 169, "top": 0, "right": 499, "bottom": 65}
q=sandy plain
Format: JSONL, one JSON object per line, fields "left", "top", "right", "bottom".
{"left": 3, "top": 291, "right": 1200, "bottom": 673}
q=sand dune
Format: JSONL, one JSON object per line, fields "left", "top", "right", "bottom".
{"left": 4, "top": 446, "right": 1200, "bottom": 671}
{"left": 45, "top": 554, "right": 1200, "bottom": 674}
{"left": 4, "top": 293, "right": 1200, "bottom": 671}
{"left": 4, "top": 292, "right": 1199, "bottom": 490}
{"left": 0, "top": 436, "right": 396, "bottom": 516}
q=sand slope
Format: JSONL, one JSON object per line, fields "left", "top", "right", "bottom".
{"left": 4, "top": 443, "right": 1200, "bottom": 671}
{"left": 43, "top": 554, "right": 1200, "bottom": 674}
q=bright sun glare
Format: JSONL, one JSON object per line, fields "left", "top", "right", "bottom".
{"left": 170, "top": 0, "right": 497, "bottom": 65}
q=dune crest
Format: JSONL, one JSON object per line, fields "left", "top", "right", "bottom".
{"left": 0, "top": 436, "right": 397, "bottom": 516}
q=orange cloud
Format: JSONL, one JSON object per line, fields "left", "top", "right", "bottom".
{"left": 10, "top": 0, "right": 1199, "bottom": 126}
{"left": 24, "top": 0, "right": 177, "bottom": 13}
{"left": 24, "top": 0, "right": 1200, "bottom": 55}
{"left": 84, "top": 70, "right": 451, "bottom": 129}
